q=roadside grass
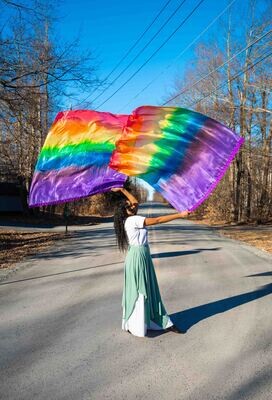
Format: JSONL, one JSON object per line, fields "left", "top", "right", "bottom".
{"left": 0, "top": 230, "right": 68, "bottom": 269}
{"left": 0, "top": 213, "right": 111, "bottom": 270}
{"left": 192, "top": 218, "right": 272, "bottom": 254}
{"left": 218, "top": 229, "right": 272, "bottom": 254}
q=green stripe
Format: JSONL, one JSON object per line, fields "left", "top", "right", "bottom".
{"left": 141, "top": 108, "right": 207, "bottom": 185}
{"left": 40, "top": 141, "right": 114, "bottom": 158}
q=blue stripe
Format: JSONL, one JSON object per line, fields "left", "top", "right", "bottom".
{"left": 36, "top": 151, "right": 111, "bottom": 172}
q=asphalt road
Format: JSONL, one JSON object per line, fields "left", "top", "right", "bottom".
{"left": 0, "top": 203, "right": 271, "bottom": 400}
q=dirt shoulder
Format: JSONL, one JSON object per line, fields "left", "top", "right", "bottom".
{"left": 0, "top": 229, "right": 70, "bottom": 270}
{"left": 0, "top": 213, "right": 115, "bottom": 274}
{"left": 192, "top": 219, "right": 272, "bottom": 254}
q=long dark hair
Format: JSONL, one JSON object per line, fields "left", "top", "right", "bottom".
{"left": 113, "top": 199, "right": 130, "bottom": 252}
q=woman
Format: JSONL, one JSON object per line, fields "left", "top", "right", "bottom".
{"left": 112, "top": 187, "right": 189, "bottom": 337}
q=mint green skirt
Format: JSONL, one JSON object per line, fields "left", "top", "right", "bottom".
{"left": 122, "top": 244, "right": 172, "bottom": 330}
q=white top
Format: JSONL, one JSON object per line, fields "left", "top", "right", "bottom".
{"left": 124, "top": 215, "right": 148, "bottom": 246}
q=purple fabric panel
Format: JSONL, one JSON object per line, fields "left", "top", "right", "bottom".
{"left": 157, "top": 118, "right": 244, "bottom": 211}
{"left": 28, "top": 165, "right": 126, "bottom": 207}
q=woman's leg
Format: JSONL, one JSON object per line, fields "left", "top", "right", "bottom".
{"left": 122, "top": 293, "right": 147, "bottom": 337}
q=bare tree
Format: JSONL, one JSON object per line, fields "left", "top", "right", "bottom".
{"left": 0, "top": 0, "right": 100, "bottom": 211}
{"left": 166, "top": 0, "right": 272, "bottom": 223}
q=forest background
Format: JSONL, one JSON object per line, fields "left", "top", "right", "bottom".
{"left": 0, "top": 0, "right": 271, "bottom": 224}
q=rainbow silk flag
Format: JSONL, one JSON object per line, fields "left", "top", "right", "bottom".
{"left": 109, "top": 106, "right": 244, "bottom": 211}
{"left": 28, "top": 110, "right": 128, "bottom": 207}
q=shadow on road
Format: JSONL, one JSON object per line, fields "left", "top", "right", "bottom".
{"left": 171, "top": 283, "right": 272, "bottom": 333}
{"left": 0, "top": 248, "right": 223, "bottom": 285}
{"left": 246, "top": 271, "right": 272, "bottom": 277}
{"left": 148, "top": 283, "right": 272, "bottom": 337}
{"left": 0, "top": 261, "right": 124, "bottom": 286}
{"left": 152, "top": 247, "right": 220, "bottom": 258}
{"left": 149, "top": 224, "right": 212, "bottom": 233}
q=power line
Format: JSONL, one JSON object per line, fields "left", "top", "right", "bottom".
{"left": 95, "top": 0, "right": 206, "bottom": 110}
{"left": 118, "top": 0, "right": 237, "bottom": 112}
{"left": 90, "top": 0, "right": 188, "bottom": 105}
{"left": 188, "top": 50, "right": 272, "bottom": 107}
{"left": 163, "top": 28, "right": 272, "bottom": 105}
{"left": 245, "top": 83, "right": 272, "bottom": 92}
{"left": 210, "top": 97, "right": 272, "bottom": 114}
{"left": 77, "top": 0, "right": 173, "bottom": 106}
{"left": 188, "top": 49, "right": 272, "bottom": 107}
{"left": 102, "top": 0, "right": 173, "bottom": 82}
{"left": 207, "top": 96, "right": 271, "bottom": 119}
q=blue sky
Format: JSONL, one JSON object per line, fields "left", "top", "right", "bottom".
{"left": 57, "top": 0, "right": 232, "bottom": 114}
{"left": 56, "top": 0, "right": 235, "bottom": 197}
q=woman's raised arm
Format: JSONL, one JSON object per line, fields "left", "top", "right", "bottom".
{"left": 111, "top": 187, "right": 138, "bottom": 205}
{"left": 144, "top": 211, "right": 189, "bottom": 226}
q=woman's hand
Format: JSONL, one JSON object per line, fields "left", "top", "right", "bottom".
{"left": 178, "top": 211, "right": 190, "bottom": 218}
{"left": 111, "top": 187, "right": 124, "bottom": 192}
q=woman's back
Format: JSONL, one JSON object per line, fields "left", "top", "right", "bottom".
{"left": 124, "top": 215, "right": 148, "bottom": 246}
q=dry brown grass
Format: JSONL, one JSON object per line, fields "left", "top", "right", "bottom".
{"left": 192, "top": 218, "right": 272, "bottom": 254}
{"left": 0, "top": 230, "right": 68, "bottom": 269}
{"left": 218, "top": 230, "right": 272, "bottom": 254}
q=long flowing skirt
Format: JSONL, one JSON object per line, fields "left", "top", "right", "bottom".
{"left": 122, "top": 244, "right": 173, "bottom": 337}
